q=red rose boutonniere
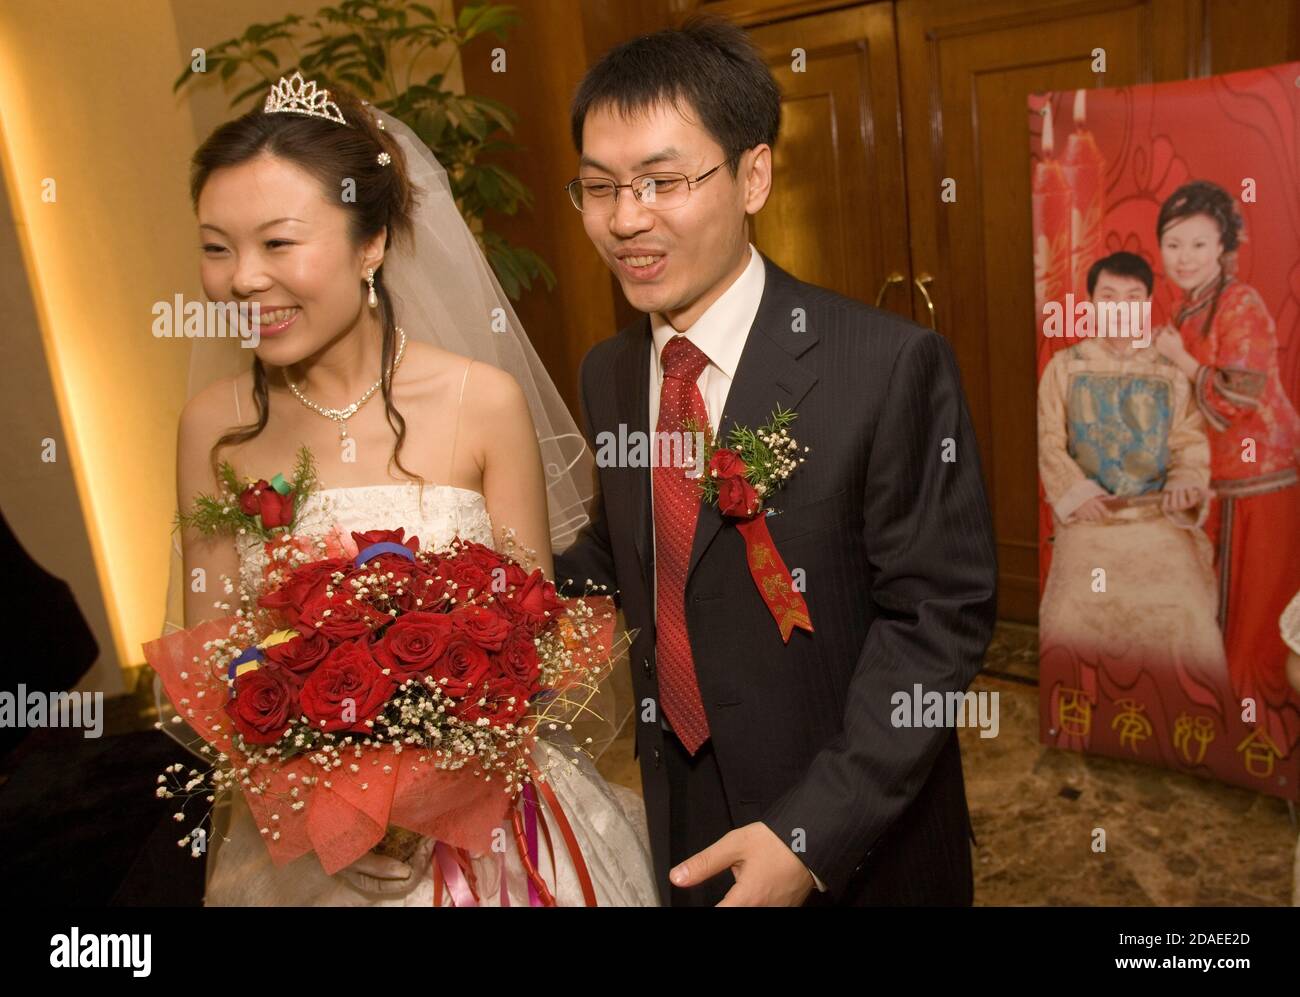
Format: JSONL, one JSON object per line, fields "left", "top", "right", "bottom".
{"left": 687, "top": 406, "right": 814, "bottom": 642}
{"left": 175, "top": 445, "right": 317, "bottom": 541}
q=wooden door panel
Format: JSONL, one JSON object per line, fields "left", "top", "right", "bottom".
{"left": 895, "top": 0, "right": 1197, "bottom": 621}
{"left": 748, "top": 4, "right": 913, "bottom": 317}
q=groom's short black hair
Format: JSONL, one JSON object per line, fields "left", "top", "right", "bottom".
{"left": 570, "top": 15, "right": 781, "bottom": 176}
{"left": 1087, "top": 251, "right": 1154, "bottom": 296}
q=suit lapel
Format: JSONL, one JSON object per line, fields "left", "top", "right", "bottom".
{"left": 685, "top": 255, "right": 819, "bottom": 582}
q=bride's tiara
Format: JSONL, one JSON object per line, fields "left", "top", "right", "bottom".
{"left": 263, "top": 71, "right": 347, "bottom": 125}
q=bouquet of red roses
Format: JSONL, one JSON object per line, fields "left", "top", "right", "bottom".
{"left": 146, "top": 524, "right": 622, "bottom": 906}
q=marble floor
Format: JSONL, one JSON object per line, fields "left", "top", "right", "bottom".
{"left": 594, "top": 622, "right": 1300, "bottom": 906}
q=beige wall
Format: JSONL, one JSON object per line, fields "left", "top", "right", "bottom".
{"left": 0, "top": 0, "right": 203, "bottom": 690}
{"left": 0, "top": 0, "right": 461, "bottom": 685}
{"left": 0, "top": 103, "right": 120, "bottom": 694}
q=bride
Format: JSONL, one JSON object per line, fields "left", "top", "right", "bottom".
{"left": 162, "top": 72, "right": 657, "bottom": 905}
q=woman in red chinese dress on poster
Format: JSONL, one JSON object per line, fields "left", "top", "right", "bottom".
{"left": 1153, "top": 180, "right": 1300, "bottom": 756}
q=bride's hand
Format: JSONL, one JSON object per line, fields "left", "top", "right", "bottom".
{"left": 336, "top": 838, "right": 435, "bottom": 895}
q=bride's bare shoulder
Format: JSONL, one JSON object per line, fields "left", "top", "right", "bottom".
{"left": 399, "top": 341, "right": 525, "bottom": 411}
{"left": 177, "top": 370, "right": 251, "bottom": 451}
{"left": 460, "top": 353, "right": 529, "bottom": 421}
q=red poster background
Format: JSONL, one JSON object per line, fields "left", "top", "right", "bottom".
{"left": 1030, "top": 63, "right": 1300, "bottom": 799}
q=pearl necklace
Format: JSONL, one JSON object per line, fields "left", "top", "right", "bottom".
{"left": 287, "top": 327, "right": 407, "bottom": 440}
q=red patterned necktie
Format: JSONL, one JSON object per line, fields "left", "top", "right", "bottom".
{"left": 653, "top": 334, "right": 712, "bottom": 754}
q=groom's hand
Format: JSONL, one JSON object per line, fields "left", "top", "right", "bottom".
{"left": 670, "top": 821, "right": 816, "bottom": 906}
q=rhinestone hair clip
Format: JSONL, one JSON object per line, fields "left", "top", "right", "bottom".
{"left": 263, "top": 71, "right": 346, "bottom": 125}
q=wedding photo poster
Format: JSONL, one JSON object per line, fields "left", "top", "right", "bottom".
{"left": 1031, "top": 64, "right": 1300, "bottom": 799}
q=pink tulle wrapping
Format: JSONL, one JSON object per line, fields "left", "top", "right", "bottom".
{"left": 252, "top": 745, "right": 511, "bottom": 875}
{"left": 143, "top": 593, "right": 618, "bottom": 877}
{"left": 143, "top": 615, "right": 243, "bottom": 747}
{"left": 144, "top": 616, "right": 512, "bottom": 876}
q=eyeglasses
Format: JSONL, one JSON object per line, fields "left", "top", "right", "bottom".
{"left": 565, "top": 162, "right": 727, "bottom": 214}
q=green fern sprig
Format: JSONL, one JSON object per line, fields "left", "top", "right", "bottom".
{"left": 682, "top": 416, "right": 720, "bottom": 506}
{"left": 288, "top": 445, "right": 318, "bottom": 517}
{"left": 173, "top": 492, "right": 241, "bottom": 538}
{"left": 217, "top": 460, "right": 242, "bottom": 497}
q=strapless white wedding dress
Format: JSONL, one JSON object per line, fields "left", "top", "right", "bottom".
{"left": 204, "top": 482, "right": 659, "bottom": 907}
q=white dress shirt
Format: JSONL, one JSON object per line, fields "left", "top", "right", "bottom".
{"left": 647, "top": 244, "right": 828, "bottom": 894}
{"left": 648, "top": 242, "right": 765, "bottom": 433}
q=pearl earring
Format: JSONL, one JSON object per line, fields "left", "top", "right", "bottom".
{"left": 366, "top": 267, "right": 378, "bottom": 308}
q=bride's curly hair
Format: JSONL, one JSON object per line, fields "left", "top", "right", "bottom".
{"left": 1156, "top": 179, "right": 1244, "bottom": 337}
{"left": 190, "top": 80, "right": 423, "bottom": 484}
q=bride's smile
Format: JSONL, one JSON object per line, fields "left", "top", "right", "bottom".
{"left": 250, "top": 305, "right": 301, "bottom": 337}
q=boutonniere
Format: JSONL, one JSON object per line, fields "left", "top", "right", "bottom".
{"left": 686, "top": 407, "right": 814, "bottom": 642}
{"left": 175, "top": 445, "right": 318, "bottom": 541}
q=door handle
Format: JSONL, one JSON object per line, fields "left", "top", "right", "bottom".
{"left": 912, "top": 272, "right": 937, "bottom": 330}
{"left": 875, "top": 270, "right": 905, "bottom": 306}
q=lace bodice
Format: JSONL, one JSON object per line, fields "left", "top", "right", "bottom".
{"left": 235, "top": 483, "right": 494, "bottom": 595}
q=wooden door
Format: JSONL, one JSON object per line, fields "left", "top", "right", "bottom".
{"left": 746, "top": 3, "right": 914, "bottom": 319}
{"left": 894, "top": 0, "right": 1200, "bottom": 621}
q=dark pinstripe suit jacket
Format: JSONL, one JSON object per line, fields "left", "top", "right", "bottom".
{"left": 555, "top": 253, "right": 998, "bottom": 905}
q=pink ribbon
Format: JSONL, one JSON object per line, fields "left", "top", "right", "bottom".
{"left": 499, "top": 846, "right": 510, "bottom": 907}
{"left": 432, "top": 791, "right": 544, "bottom": 906}
{"left": 433, "top": 841, "right": 478, "bottom": 907}
{"left": 523, "top": 783, "right": 542, "bottom": 907}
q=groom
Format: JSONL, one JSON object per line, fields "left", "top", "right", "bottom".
{"left": 554, "top": 17, "right": 997, "bottom": 906}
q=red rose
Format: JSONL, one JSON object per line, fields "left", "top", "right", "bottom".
{"left": 452, "top": 604, "right": 513, "bottom": 652}
{"left": 262, "top": 630, "right": 331, "bottom": 681}
{"left": 717, "top": 474, "right": 760, "bottom": 518}
{"left": 403, "top": 566, "right": 453, "bottom": 613}
{"left": 456, "top": 541, "right": 527, "bottom": 587}
{"left": 444, "top": 555, "right": 492, "bottom": 597}
{"left": 259, "top": 487, "right": 295, "bottom": 528}
{"left": 259, "top": 557, "right": 350, "bottom": 617}
{"left": 708, "top": 448, "right": 746, "bottom": 480}
{"left": 298, "top": 639, "right": 396, "bottom": 734}
{"left": 454, "top": 678, "right": 532, "bottom": 728}
{"left": 505, "top": 569, "right": 563, "bottom": 633}
{"left": 351, "top": 528, "right": 419, "bottom": 554}
{"left": 506, "top": 563, "right": 530, "bottom": 587}
{"left": 491, "top": 632, "right": 542, "bottom": 689}
{"left": 372, "top": 611, "right": 454, "bottom": 677}
{"left": 427, "top": 632, "right": 492, "bottom": 699}
{"left": 297, "top": 592, "right": 392, "bottom": 643}
{"left": 224, "top": 667, "right": 297, "bottom": 745}
{"left": 237, "top": 480, "right": 268, "bottom": 516}
{"left": 457, "top": 541, "right": 506, "bottom": 571}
